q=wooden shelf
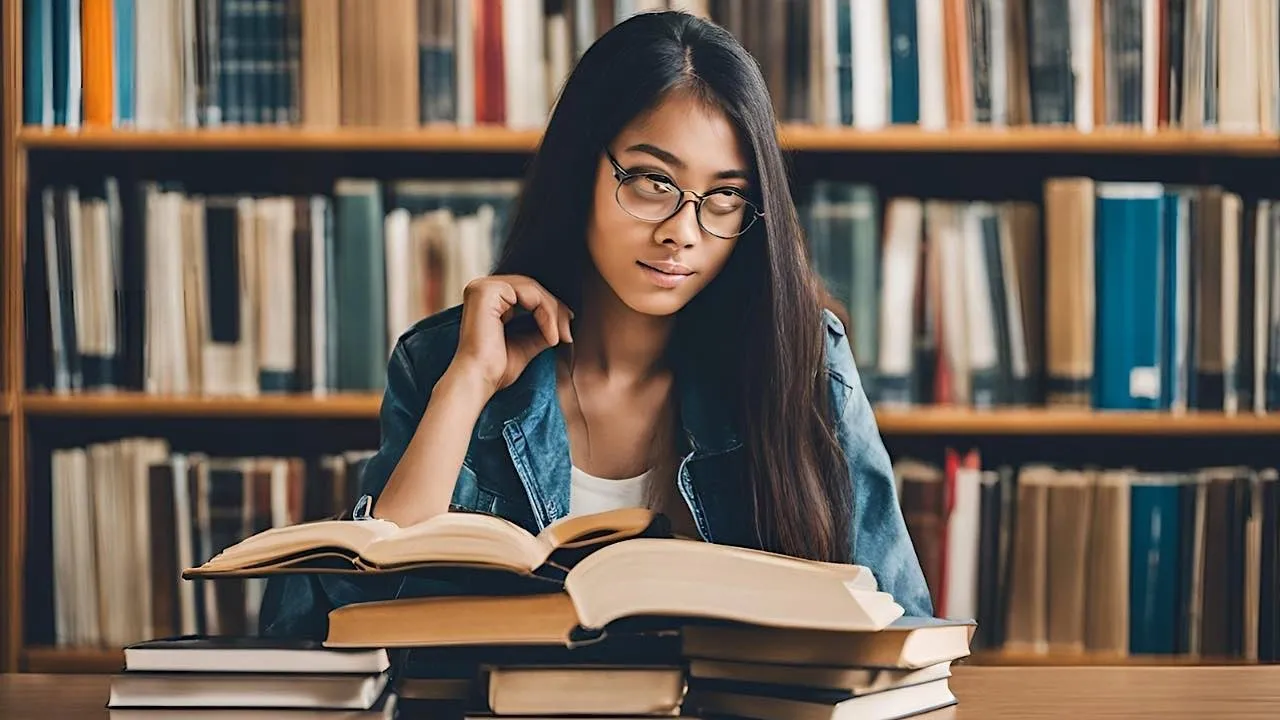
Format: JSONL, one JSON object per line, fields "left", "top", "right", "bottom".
{"left": 872, "top": 408, "right": 1280, "bottom": 435}
{"left": 17, "top": 125, "right": 546, "bottom": 152}
{"left": 17, "top": 124, "right": 1280, "bottom": 156}
{"left": 17, "top": 394, "right": 1280, "bottom": 434}
{"left": 22, "top": 392, "right": 382, "bottom": 419}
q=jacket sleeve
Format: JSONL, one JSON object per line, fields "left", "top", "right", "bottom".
{"left": 824, "top": 311, "right": 935, "bottom": 618}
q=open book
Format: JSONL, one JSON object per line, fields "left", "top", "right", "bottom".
{"left": 181, "top": 507, "right": 668, "bottom": 581}
{"left": 323, "top": 537, "right": 904, "bottom": 649}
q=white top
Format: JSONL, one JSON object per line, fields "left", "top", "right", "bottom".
{"left": 568, "top": 464, "right": 652, "bottom": 517}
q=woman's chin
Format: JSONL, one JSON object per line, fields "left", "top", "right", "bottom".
{"left": 616, "top": 287, "right": 694, "bottom": 317}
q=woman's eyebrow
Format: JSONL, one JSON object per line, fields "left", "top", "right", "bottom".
{"left": 624, "top": 142, "right": 749, "bottom": 181}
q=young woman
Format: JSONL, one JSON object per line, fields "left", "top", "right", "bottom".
{"left": 259, "top": 10, "right": 931, "bottom": 639}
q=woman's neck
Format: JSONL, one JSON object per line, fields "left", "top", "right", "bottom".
{"left": 570, "top": 272, "right": 674, "bottom": 383}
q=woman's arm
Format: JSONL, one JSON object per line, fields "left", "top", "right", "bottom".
{"left": 365, "top": 276, "right": 573, "bottom": 525}
{"left": 371, "top": 362, "right": 491, "bottom": 526}
{"left": 822, "top": 311, "right": 935, "bottom": 618}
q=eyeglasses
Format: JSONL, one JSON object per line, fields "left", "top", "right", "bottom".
{"left": 605, "top": 150, "right": 764, "bottom": 239}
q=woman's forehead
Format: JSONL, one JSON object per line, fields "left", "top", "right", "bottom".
{"left": 616, "top": 91, "right": 748, "bottom": 174}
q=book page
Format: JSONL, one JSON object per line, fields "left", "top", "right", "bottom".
{"left": 536, "top": 507, "right": 662, "bottom": 551}
{"left": 360, "top": 511, "right": 544, "bottom": 572}
{"left": 187, "top": 518, "right": 401, "bottom": 575}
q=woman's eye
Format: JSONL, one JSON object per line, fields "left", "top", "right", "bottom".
{"left": 636, "top": 177, "right": 675, "bottom": 195}
{"left": 706, "top": 190, "right": 746, "bottom": 214}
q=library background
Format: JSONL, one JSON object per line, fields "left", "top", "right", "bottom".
{"left": 4, "top": 0, "right": 1280, "bottom": 676}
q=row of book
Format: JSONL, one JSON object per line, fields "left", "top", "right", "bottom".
{"left": 23, "top": 0, "right": 1275, "bottom": 133}
{"left": 24, "top": 177, "right": 518, "bottom": 396}
{"left": 20, "top": 0, "right": 687, "bottom": 130}
{"left": 833, "top": 179, "right": 1280, "bottom": 412}
{"left": 26, "top": 436, "right": 375, "bottom": 650}
{"left": 26, "top": 173, "right": 1278, "bottom": 412}
{"left": 107, "top": 504, "right": 971, "bottom": 718}
{"left": 34, "top": 432, "right": 1280, "bottom": 664}
{"left": 946, "top": 0, "right": 1280, "bottom": 133}
{"left": 897, "top": 452, "right": 1280, "bottom": 662}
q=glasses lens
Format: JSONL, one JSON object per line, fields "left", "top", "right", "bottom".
{"left": 698, "top": 190, "right": 751, "bottom": 238}
{"left": 617, "top": 175, "right": 680, "bottom": 221}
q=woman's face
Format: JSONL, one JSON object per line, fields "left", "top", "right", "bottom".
{"left": 586, "top": 90, "right": 754, "bottom": 317}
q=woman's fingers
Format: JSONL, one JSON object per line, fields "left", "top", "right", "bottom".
{"left": 506, "top": 276, "right": 575, "bottom": 347}
{"left": 509, "top": 280, "right": 560, "bottom": 348}
{"left": 469, "top": 274, "right": 574, "bottom": 348}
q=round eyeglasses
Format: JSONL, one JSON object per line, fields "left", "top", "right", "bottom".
{"left": 606, "top": 150, "right": 764, "bottom": 239}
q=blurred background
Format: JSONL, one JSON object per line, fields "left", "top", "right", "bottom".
{"left": 1, "top": 0, "right": 1278, "bottom": 677}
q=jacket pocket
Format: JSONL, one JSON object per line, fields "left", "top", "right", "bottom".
{"left": 450, "top": 460, "right": 499, "bottom": 514}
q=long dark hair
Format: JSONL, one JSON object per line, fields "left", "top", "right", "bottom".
{"left": 494, "top": 11, "right": 853, "bottom": 564}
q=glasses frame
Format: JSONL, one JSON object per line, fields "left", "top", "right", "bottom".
{"left": 605, "top": 149, "right": 765, "bottom": 239}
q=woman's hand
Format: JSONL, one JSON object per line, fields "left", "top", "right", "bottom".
{"left": 446, "top": 274, "right": 575, "bottom": 397}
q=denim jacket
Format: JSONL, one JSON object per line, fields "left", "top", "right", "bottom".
{"left": 257, "top": 305, "right": 933, "bottom": 639}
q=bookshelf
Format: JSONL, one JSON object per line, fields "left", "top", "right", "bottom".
{"left": 17, "top": 124, "right": 1280, "bottom": 156}
{"left": 5, "top": 0, "right": 1280, "bottom": 675}
{"left": 14, "top": 392, "right": 1280, "bottom": 435}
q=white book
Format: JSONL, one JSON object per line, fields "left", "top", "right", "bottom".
{"left": 876, "top": 198, "right": 923, "bottom": 406}
{"left": 944, "top": 464, "right": 983, "bottom": 622}
{"left": 916, "top": 0, "right": 947, "bottom": 130}
{"left": 1069, "top": 0, "right": 1094, "bottom": 131}
{"left": 852, "top": 0, "right": 889, "bottom": 130}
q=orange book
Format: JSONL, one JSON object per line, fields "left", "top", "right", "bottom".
{"left": 81, "top": 0, "right": 115, "bottom": 126}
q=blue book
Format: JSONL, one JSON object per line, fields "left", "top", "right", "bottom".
{"left": 1129, "top": 475, "right": 1183, "bottom": 654}
{"left": 333, "top": 179, "right": 388, "bottom": 392}
{"left": 114, "top": 0, "right": 135, "bottom": 124}
{"left": 1160, "top": 189, "right": 1192, "bottom": 411}
{"left": 51, "top": 0, "right": 80, "bottom": 127}
{"left": 1093, "top": 183, "right": 1166, "bottom": 410}
{"left": 887, "top": 0, "right": 920, "bottom": 124}
{"left": 23, "top": 0, "right": 54, "bottom": 126}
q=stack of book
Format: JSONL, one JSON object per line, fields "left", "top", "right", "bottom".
{"left": 104, "top": 637, "right": 396, "bottom": 718}
{"left": 680, "top": 617, "right": 969, "bottom": 719}
{"left": 180, "top": 507, "right": 974, "bottom": 719}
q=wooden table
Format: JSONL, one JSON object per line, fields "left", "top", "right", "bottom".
{"left": 3, "top": 666, "right": 1279, "bottom": 718}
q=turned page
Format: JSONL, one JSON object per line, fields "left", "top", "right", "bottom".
{"left": 563, "top": 538, "right": 900, "bottom": 633}
{"left": 185, "top": 506, "right": 663, "bottom": 577}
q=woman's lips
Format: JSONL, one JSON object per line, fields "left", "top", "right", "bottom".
{"left": 637, "top": 260, "right": 694, "bottom": 288}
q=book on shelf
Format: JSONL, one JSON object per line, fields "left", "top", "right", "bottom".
{"left": 30, "top": 170, "right": 1278, "bottom": 414}
{"left": 29, "top": 436, "right": 376, "bottom": 651}
{"left": 893, "top": 448, "right": 1280, "bottom": 663}
{"left": 24, "top": 176, "right": 518, "bottom": 396}
{"left": 19, "top": 0, "right": 1276, "bottom": 135}
{"left": 801, "top": 174, "right": 1280, "bottom": 415}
